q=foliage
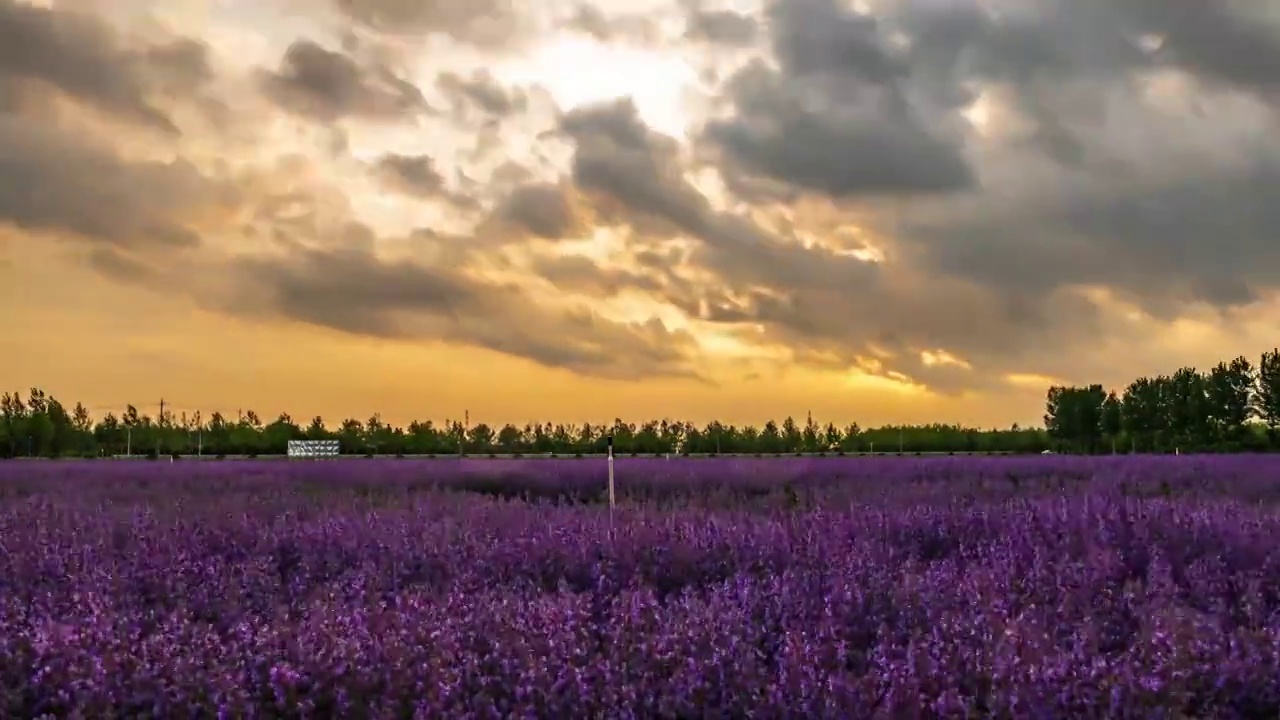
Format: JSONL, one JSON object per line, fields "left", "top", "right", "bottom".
{"left": 0, "top": 387, "right": 1049, "bottom": 458}
{"left": 1, "top": 456, "right": 1279, "bottom": 715}
{"left": 8, "top": 347, "right": 1280, "bottom": 459}
{"left": 1045, "top": 349, "right": 1280, "bottom": 453}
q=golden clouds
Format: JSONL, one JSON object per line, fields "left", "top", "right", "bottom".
{"left": 7, "top": 0, "right": 1280, "bottom": 429}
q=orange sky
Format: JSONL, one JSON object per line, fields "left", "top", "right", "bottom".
{"left": 5, "top": 0, "right": 1280, "bottom": 429}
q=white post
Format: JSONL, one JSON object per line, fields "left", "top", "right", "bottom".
{"left": 607, "top": 434, "right": 616, "bottom": 509}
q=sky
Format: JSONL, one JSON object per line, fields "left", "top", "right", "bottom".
{"left": 4, "top": 0, "right": 1280, "bottom": 429}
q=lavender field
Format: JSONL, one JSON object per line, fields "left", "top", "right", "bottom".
{"left": 2, "top": 456, "right": 1280, "bottom": 717}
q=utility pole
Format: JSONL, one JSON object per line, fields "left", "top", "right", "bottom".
{"left": 899, "top": 427, "right": 904, "bottom": 454}
{"left": 461, "top": 409, "right": 469, "bottom": 456}
{"left": 158, "top": 398, "right": 165, "bottom": 456}
{"left": 126, "top": 426, "right": 132, "bottom": 457}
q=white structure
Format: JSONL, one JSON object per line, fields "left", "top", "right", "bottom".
{"left": 287, "top": 440, "right": 340, "bottom": 458}
{"left": 607, "top": 434, "right": 615, "bottom": 509}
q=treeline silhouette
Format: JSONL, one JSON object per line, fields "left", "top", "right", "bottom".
{"left": 5, "top": 347, "right": 1279, "bottom": 459}
{"left": 1044, "top": 348, "right": 1280, "bottom": 453}
{"left": 1, "top": 388, "right": 1047, "bottom": 458}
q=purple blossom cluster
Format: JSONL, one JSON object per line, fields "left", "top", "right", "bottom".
{"left": 1, "top": 455, "right": 1279, "bottom": 717}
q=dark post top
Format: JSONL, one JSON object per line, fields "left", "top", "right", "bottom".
{"left": 606, "top": 434, "right": 614, "bottom": 448}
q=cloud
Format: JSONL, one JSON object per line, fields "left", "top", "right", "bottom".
{"left": 489, "top": 182, "right": 588, "bottom": 240}
{"left": 698, "top": 0, "right": 976, "bottom": 199}
{"left": 225, "top": 241, "right": 705, "bottom": 381}
{"left": 332, "top": 0, "right": 527, "bottom": 49}
{"left": 83, "top": 247, "right": 161, "bottom": 285}
{"left": 703, "top": 60, "right": 975, "bottom": 198}
{"left": 372, "top": 153, "right": 447, "bottom": 197}
{"left": 564, "top": 4, "right": 662, "bottom": 46}
{"left": 259, "top": 40, "right": 429, "bottom": 122}
{"left": 140, "top": 38, "right": 216, "bottom": 95}
{"left": 559, "top": 99, "right": 882, "bottom": 296}
{"left": 864, "top": 0, "right": 1280, "bottom": 318}
{"left": 685, "top": 10, "right": 758, "bottom": 46}
{"left": 436, "top": 70, "right": 527, "bottom": 118}
{"left": 0, "top": 0, "right": 214, "bottom": 133}
{"left": 552, "top": 99, "right": 1007, "bottom": 387}
{"left": 13, "top": 0, "right": 1280, "bottom": 408}
{"left": 0, "top": 115, "right": 229, "bottom": 252}
{"left": 639, "top": 0, "right": 1280, "bottom": 390}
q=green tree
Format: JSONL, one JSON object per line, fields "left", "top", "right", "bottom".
{"left": 263, "top": 413, "right": 303, "bottom": 453}
{"left": 305, "top": 416, "right": 329, "bottom": 440}
{"left": 1255, "top": 349, "right": 1280, "bottom": 441}
{"left": 1121, "top": 377, "right": 1165, "bottom": 452}
{"left": 781, "top": 416, "right": 801, "bottom": 453}
{"left": 1101, "top": 391, "right": 1122, "bottom": 453}
{"left": 1206, "top": 356, "right": 1255, "bottom": 447}
{"left": 1166, "top": 367, "right": 1210, "bottom": 450}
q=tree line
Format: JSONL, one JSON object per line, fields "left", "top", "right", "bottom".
{"left": 0, "top": 388, "right": 1051, "bottom": 458}
{"left": 7, "top": 348, "right": 1280, "bottom": 459}
{"left": 1044, "top": 349, "right": 1280, "bottom": 453}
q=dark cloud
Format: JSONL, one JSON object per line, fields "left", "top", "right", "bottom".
{"left": 685, "top": 10, "right": 758, "bottom": 46}
{"left": 84, "top": 247, "right": 160, "bottom": 285}
{"left": 0, "top": 115, "right": 227, "bottom": 252}
{"left": 228, "top": 242, "right": 703, "bottom": 380}
{"left": 233, "top": 245, "right": 471, "bottom": 337}
{"left": 696, "top": 0, "right": 975, "bottom": 199}
{"left": 869, "top": 0, "right": 1280, "bottom": 318}
{"left": 900, "top": 148, "right": 1280, "bottom": 313}
{"left": 561, "top": 100, "right": 879, "bottom": 287}
{"left": 373, "top": 153, "right": 446, "bottom": 197}
{"left": 768, "top": 0, "right": 906, "bottom": 83}
{"left": 0, "top": 0, "right": 211, "bottom": 133}
{"left": 528, "top": 254, "right": 665, "bottom": 297}
{"left": 141, "top": 39, "right": 215, "bottom": 93}
{"left": 436, "top": 70, "right": 526, "bottom": 117}
{"left": 491, "top": 183, "right": 585, "bottom": 240}
{"left": 558, "top": 99, "right": 914, "bottom": 345}
{"left": 703, "top": 60, "right": 975, "bottom": 198}
{"left": 1110, "top": 0, "right": 1280, "bottom": 93}
{"left": 652, "top": 0, "right": 1280, "bottom": 389}
{"left": 260, "top": 40, "right": 428, "bottom": 122}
